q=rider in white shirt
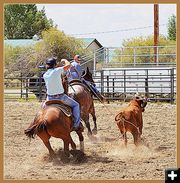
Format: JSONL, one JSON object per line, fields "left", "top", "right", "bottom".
{"left": 43, "top": 57, "right": 81, "bottom": 131}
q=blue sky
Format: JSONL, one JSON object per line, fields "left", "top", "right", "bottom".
{"left": 37, "top": 4, "right": 176, "bottom": 47}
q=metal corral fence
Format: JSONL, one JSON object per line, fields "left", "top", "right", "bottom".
{"left": 93, "top": 67, "right": 176, "bottom": 103}
{"left": 104, "top": 45, "right": 176, "bottom": 63}
{"left": 84, "top": 45, "right": 176, "bottom": 72}
{"left": 4, "top": 76, "right": 46, "bottom": 101}
{"left": 4, "top": 67, "right": 176, "bottom": 103}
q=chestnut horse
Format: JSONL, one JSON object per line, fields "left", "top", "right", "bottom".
{"left": 24, "top": 103, "right": 84, "bottom": 160}
{"left": 67, "top": 67, "right": 97, "bottom": 136}
{"left": 24, "top": 67, "right": 96, "bottom": 160}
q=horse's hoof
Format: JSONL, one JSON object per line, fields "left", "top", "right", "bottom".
{"left": 61, "top": 153, "right": 70, "bottom": 163}
{"left": 50, "top": 153, "right": 57, "bottom": 160}
{"left": 92, "top": 128, "right": 97, "bottom": 135}
{"left": 70, "top": 150, "right": 87, "bottom": 164}
{"left": 87, "top": 131, "right": 93, "bottom": 137}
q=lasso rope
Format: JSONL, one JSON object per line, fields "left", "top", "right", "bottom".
{"left": 115, "top": 113, "right": 140, "bottom": 134}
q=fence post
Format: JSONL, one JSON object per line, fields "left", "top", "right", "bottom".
{"left": 123, "top": 70, "right": 126, "bottom": 95}
{"left": 25, "top": 77, "right": 28, "bottom": 101}
{"left": 105, "top": 48, "right": 108, "bottom": 64}
{"left": 157, "top": 46, "right": 159, "bottom": 65}
{"left": 107, "top": 75, "right": 110, "bottom": 103}
{"left": 145, "top": 69, "right": 149, "bottom": 98}
{"left": 39, "top": 74, "right": 42, "bottom": 102}
{"left": 133, "top": 47, "right": 136, "bottom": 66}
{"left": 93, "top": 51, "right": 96, "bottom": 75}
{"left": 20, "top": 73, "right": 23, "bottom": 98}
{"left": 170, "top": 68, "right": 174, "bottom": 104}
{"left": 103, "top": 48, "right": 107, "bottom": 65}
{"left": 112, "top": 78, "right": 115, "bottom": 99}
{"left": 100, "top": 70, "right": 104, "bottom": 95}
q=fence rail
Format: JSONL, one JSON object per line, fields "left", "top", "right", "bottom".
{"left": 4, "top": 67, "right": 176, "bottom": 103}
{"left": 94, "top": 67, "right": 176, "bottom": 103}
{"left": 89, "top": 45, "right": 176, "bottom": 72}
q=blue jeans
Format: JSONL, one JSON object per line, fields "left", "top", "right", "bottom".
{"left": 47, "top": 94, "right": 81, "bottom": 128}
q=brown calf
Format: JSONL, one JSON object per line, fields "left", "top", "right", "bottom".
{"left": 115, "top": 96, "right": 147, "bottom": 146}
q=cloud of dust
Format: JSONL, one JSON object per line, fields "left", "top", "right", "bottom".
{"left": 105, "top": 141, "right": 158, "bottom": 160}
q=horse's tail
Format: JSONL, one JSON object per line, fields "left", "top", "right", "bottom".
{"left": 24, "top": 112, "right": 47, "bottom": 139}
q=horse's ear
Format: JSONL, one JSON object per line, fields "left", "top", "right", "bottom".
{"left": 86, "top": 67, "right": 89, "bottom": 72}
{"left": 82, "top": 70, "right": 85, "bottom": 75}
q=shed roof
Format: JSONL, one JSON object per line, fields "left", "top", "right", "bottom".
{"left": 4, "top": 39, "right": 41, "bottom": 47}
{"left": 4, "top": 38, "right": 103, "bottom": 48}
{"left": 80, "top": 38, "right": 103, "bottom": 48}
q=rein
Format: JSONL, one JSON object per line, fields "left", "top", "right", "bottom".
{"left": 69, "top": 84, "right": 76, "bottom": 92}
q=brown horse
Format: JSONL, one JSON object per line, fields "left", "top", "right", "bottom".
{"left": 67, "top": 67, "right": 97, "bottom": 136}
{"left": 24, "top": 101, "right": 84, "bottom": 160}
{"left": 24, "top": 67, "right": 96, "bottom": 160}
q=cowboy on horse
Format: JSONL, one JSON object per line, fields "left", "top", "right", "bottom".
{"left": 43, "top": 57, "right": 83, "bottom": 131}
{"left": 24, "top": 57, "right": 98, "bottom": 159}
{"left": 67, "top": 55, "right": 106, "bottom": 103}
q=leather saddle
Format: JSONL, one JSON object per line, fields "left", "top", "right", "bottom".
{"left": 45, "top": 100, "right": 72, "bottom": 117}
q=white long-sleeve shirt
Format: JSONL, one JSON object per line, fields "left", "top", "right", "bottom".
{"left": 43, "top": 67, "right": 64, "bottom": 95}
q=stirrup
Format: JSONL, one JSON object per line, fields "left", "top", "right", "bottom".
{"left": 71, "top": 123, "right": 84, "bottom": 132}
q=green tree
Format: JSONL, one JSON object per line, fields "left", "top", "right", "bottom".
{"left": 4, "top": 28, "right": 88, "bottom": 77}
{"left": 167, "top": 14, "right": 176, "bottom": 41}
{"left": 39, "top": 28, "right": 87, "bottom": 61}
{"left": 4, "top": 4, "right": 54, "bottom": 39}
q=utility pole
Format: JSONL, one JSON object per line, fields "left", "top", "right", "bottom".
{"left": 154, "top": 4, "right": 159, "bottom": 64}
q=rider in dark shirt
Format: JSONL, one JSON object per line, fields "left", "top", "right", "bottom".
{"left": 68, "top": 55, "right": 106, "bottom": 103}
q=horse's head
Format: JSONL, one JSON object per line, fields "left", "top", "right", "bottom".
{"left": 81, "top": 67, "right": 94, "bottom": 83}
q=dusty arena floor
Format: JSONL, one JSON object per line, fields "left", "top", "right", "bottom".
{"left": 4, "top": 101, "right": 176, "bottom": 180}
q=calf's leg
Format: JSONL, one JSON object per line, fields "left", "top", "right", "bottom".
{"left": 132, "top": 131, "right": 141, "bottom": 146}
{"left": 123, "top": 132, "right": 127, "bottom": 147}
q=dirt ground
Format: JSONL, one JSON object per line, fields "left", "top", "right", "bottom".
{"left": 4, "top": 101, "right": 176, "bottom": 180}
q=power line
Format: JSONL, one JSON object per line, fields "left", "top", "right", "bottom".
{"left": 69, "top": 24, "right": 167, "bottom": 36}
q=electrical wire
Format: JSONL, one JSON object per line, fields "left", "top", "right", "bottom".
{"left": 69, "top": 24, "right": 167, "bottom": 36}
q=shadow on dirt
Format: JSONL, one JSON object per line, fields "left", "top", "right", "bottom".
{"left": 42, "top": 148, "right": 87, "bottom": 165}
{"left": 86, "top": 153, "right": 114, "bottom": 164}
{"left": 42, "top": 147, "right": 114, "bottom": 165}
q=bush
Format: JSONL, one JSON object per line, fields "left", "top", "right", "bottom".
{"left": 4, "top": 28, "right": 88, "bottom": 77}
{"left": 113, "top": 35, "right": 176, "bottom": 64}
{"left": 36, "top": 28, "right": 87, "bottom": 62}
{"left": 4, "top": 44, "right": 38, "bottom": 77}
